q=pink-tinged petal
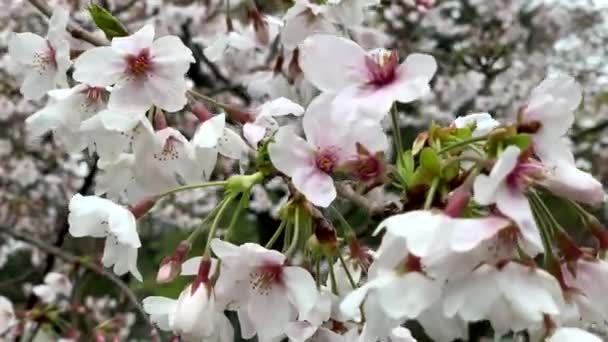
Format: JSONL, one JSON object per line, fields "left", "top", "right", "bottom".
{"left": 563, "top": 259, "right": 608, "bottom": 322}
{"left": 495, "top": 185, "right": 543, "bottom": 255}
{"left": 112, "top": 24, "right": 155, "bottom": 55}
{"left": 243, "top": 122, "right": 267, "bottom": 146}
{"left": 473, "top": 145, "right": 520, "bottom": 205}
{"left": 292, "top": 167, "right": 336, "bottom": 208}
{"left": 535, "top": 137, "right": 604, "bottom": 205}
{"left": 299, "top": 34, "right": 367, "bottom": 92}
{"left": 268, "top": 126, "right": 315, "bottom": 177}
{"left": 377, "top": 272, "right": 441, "bottom": 319}
{"left": 449, "top": 216, "right": 511, "bottom": 252}
{"left": 151, "top": 35, "right": 194, "bottom": 76}
{"left": 144, "top": 73, "right": 188, "bottom": 112}
{"left": 284, "top": 266, "right": 318, "bottom": 316}
{"left": 20, "top": 67, "right": 56, "bottom": 100}
{"left": 8, "top": 32, "right": 46, "bottom": 62}
{"left": 108, "top": 78, "right": 152, "bottom": 113}
{"left": 73, "top": 46, "right": 124, "bottom": 86}
{"left": 332, "top": 83, "right": 395, "bottom": 121}
{"left": 281, "top": 10, "right": 336, "bottom": 50}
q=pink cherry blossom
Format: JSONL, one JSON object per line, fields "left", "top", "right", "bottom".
{"left": 299, "top": 34, "right": 436, "bottom": 120}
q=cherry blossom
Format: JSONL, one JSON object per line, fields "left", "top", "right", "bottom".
{"left": 443, "top": 262, "right": 565, "bottom": 336}
{"left": 73, "top": 24, "right": 194, "bottom": 113}
{"left": 473, "top": 145, "right": 544, "bottom": 254}
{"left": 0, "top": 296, "right": 16, "bottom": 336}
{"left": 243, "top": 97, "right": 305, "bottom": 146}
{"left": 453, "top": 112, "right": 500, "bottom": 137}
{"left": 299, "top": 34, "right": 436, "bottom": 120}
{"left": 211, "top": 239, "right": 318, "bottom": 342}
{"left": 26, "top": 85, "right": 106, "bottom": 154}
{"left": 67, "top": 194, "right": 142, "bottom": 281}
{"left": 32, "top": 272, "right": 73, "bottom": 303}
{"left": 268, "top": 94, "right": 387, "bottom": 207}
{"left": 562, "top": 259, "right": 608, "bottom": 324}
{"left": 8, "top": 8, "right": 71, "bottom": 100}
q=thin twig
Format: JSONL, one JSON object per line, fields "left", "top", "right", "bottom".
{"left": 335, "top": 183, "right": 382, "bottom": 216}
{"left": 0, "top": 225, "right": 158, "bottom": 338}
{"left": 27, "top": 0, "right": 108, "bottom": 47}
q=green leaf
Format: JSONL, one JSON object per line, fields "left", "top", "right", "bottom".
{"left": 88, "top": 4, "right": 128, "bottom": 39}
{"left": 419, "top": 147, "right": 441, "bottom": 176}
{"left": 396, "top": 150, "right": 415, "bottom": 187}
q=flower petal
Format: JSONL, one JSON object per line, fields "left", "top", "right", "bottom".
{"left": 268, "top": 126, "right": 315, "bottom": 177}
{"left": 292, "top": 167, "right": 336, "bottom": 207}
{"left": 73, "top": 46, "right": 124, "bottom": 87}
{"left": 299, "top": 34, "right": 367, "bottom": 92}
{"left": 284, "top": 266, "right": 318, "bottom": 316}
{"left": 112, "top": 24, "right": 155, "bottom": 55}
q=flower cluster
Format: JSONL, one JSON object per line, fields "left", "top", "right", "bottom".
{"left": 3, "top": 1, "right": 608, "bottom": 341}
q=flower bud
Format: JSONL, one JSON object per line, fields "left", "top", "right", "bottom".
{"left": 156, "top": 241, "right": 191, "bottom": 284}
{"left": 130, "top": 197, "right": 157, "bottom": 219}
{"left": 154, "top": 109, "right": 167, "bottom": 130}
{"left": 344, "top": 143, "right": 386, "bottom": 183}
{"left": 249, "top": 9, "right": 269, "bottom": 46}
{"left": 173, "top": 283, "right": 215, "bottom": 341}
{"left": 192, "top": 103, "right": 212, "bottom": 123}
{"left": 444, "top": 187, "right": 471, "bottom": 218}
{"left": 313, "top": 218, "right": 338, "bottom": 255}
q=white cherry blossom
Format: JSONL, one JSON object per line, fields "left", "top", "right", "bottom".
{"left": 453, "top": 112, "right": 500, "bottom": 137}
{"left": 0, "top": 296, "right": 16, "bottom": 336}
{"left": 67, "top": 194, "right": 142, "bottom": 281}
{"left": 211, "top": 239, "right": 318, "bottom": 342}
{"left": 26, "top": 85, "right": 106, "bottom": 154}
{"left": 8, "top": 8, "right": 71, "bottom": 100}
{"left": 547, "top": 327, "right": 602, "bottom": 342}
{"left": 243, "top": 97, "right": 305, "bottom": 146}
{"left": 32, "top": 272, "right": 73, "bottom": 303}
{"left": 73, "top": 24, "right": 194, "bottom": 113}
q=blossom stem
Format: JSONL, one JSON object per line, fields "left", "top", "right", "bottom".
{"left": 186, "top": 197, "right": 228, "bottom": 244}
{"left": 329, "top": 205, "right": 356, "bottom": 238}
{"left": 423, "top": 178, "right": 440, "bottom": 210}
{"left": 328, "top": 256, "right": 339, "bottom": 295}
{"left": 187, "top": 89, "right": 232, "bottom": 112}
{"left": 528, "top": 194, "right": 556, "bottom": 265}
{"left": 338, "top": 252, "right": 357, "bottom": 289}
{"left": 285, "top": 207, "right": 301, "bottom": 257}
{"left": 154, "top": 180, "right": 228, "bottom": 199}
{"left": 265, "top": 220, "right": 287, "bottom": 249}
{"left": 530, "top": 191, "right": 560, "bottom": 237}
{"left": 390, "top": 105, "right": 404, "bottom": 161}
{"left": 225, "top": 190, "right": 251, "bottom": 242}
{"left": 203, "top": 194, "right": 236, "bottom": 258}
{"left": 437, "top": 135, "right": 488, "bottom": 155}
{"left": 315, "top": 257, "right": 321, "bottom": 290}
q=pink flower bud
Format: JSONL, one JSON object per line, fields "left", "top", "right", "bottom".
{"left": 129, "top": 197, "right": 157, "bottom": 219}
{"left": 444, "top": 188, "right": 471, "bottom": 218}
{"left": 156, "top": 241, "right": 191, "bottom": 284}
{"left": 154, "top": 109, "right": 168, "bottom": 130}
{"left": 249, "top": 9, "right": 269, "bottom": 46}
{"left": 192, "top": 103, "right": 212, "bottom": 123}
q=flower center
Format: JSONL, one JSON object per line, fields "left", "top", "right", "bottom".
{"left": 315, "top": 148, "right": 339, "bottom": 174}
{"left": 153, "top": 136, "right": 181, "bottom": 162}
{"left": 33, "top": 42, "right": 57, "bottom": 72}
{"left": 126, "top": 49, "right": 152, "bottom": 77}
{"left": 248, "top": 263, "right": 283, "bottom": 295}
{"left": 505, "top": 160, "right": 541, "bottom": 192}
{"left": 365, "top": 49, "right": 398, "bottom": 87}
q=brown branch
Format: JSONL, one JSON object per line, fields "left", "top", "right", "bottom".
{"left": 27, "top": 0, "right": 108, "bottom": 47}
{"left": 335, "top": 183, "right": 384, "bottom": 217}
{"left": 0, "top": 224, "right": 158, "bottom": 339}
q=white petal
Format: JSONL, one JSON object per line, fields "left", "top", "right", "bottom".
{"left": 145, "top": 73, "right": 188, "bottom": 112}
{"left": 284, "top": 266, "right": 318, "bottom": 316}
{"left": 248, "top": 287, "right": 294, "bottom": 342}
{"left": 473, "top": 145, "right": 520, "bottom": 205}
{"left": 73, "top": 46, "right": 124, "bottom": 87}
{"left": 142, "top": 296, "right": 177, "bottom": 315}
{"left": 192, "top": 114, "right": 226, "bottom": 148}
{"left": 399, "top": 53, "right": 437, "bottom": 85}
{"left": 243, "top": 122, "right": 267, "bottom": 146}
{"left": 377, "top": 211, "right": 443, "bottom": 258}
{"left": 108, "top": 78, "right": 152, "bottom": 113}
{"left": 449, "top": 216, "right": 511, "bottom": 252}
{"left": 377, "top": 272, "right": 441, "bottom": 319}
{"left": 453, "top": 112, "right": 500, "bottom": 137}
{"left": 299, "top": 34, "right": 367, "bottom": 92}
{"left": 46, "top": 7, "right": 69, "bottom": 43}
{"left": 548, "top": 328, "right": 602, "bottom": 342}
{"left": 151, "top": 35, "right": 194, "bottom": 76}
{"left": 218, "top": 128, "right": 250, "bottom": 160}
{"left": 107, "top": 205, "right": 140, "bottom": 248}
{"left": 111, "top": 24, "right": 155, "bottom": 55}
{"left": 8, "top": 32, "right": 46, "bottom": 62}
{"left": 495, "top": 185, "right": 543, "bottom": 255}
{"left": 20, "top": 67, "right": 56, "bottom": 100}
{"left": 67, "top": 194, "right": 111, "bottom": 238}
{"left": 284, "top": 321, "right": 318, "bottom": 342}
{"left": 258, "top": 97, "right": 304, "bottom": 117}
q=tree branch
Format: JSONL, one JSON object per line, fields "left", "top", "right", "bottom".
{"left": 27, "top": 0, "right": 108, "bottom": 47}
{"left": 0, "top": 224, "right": 158, "bottom": 339}
{"left": 335, "top": 183, "right": 385, "bottom": 217}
